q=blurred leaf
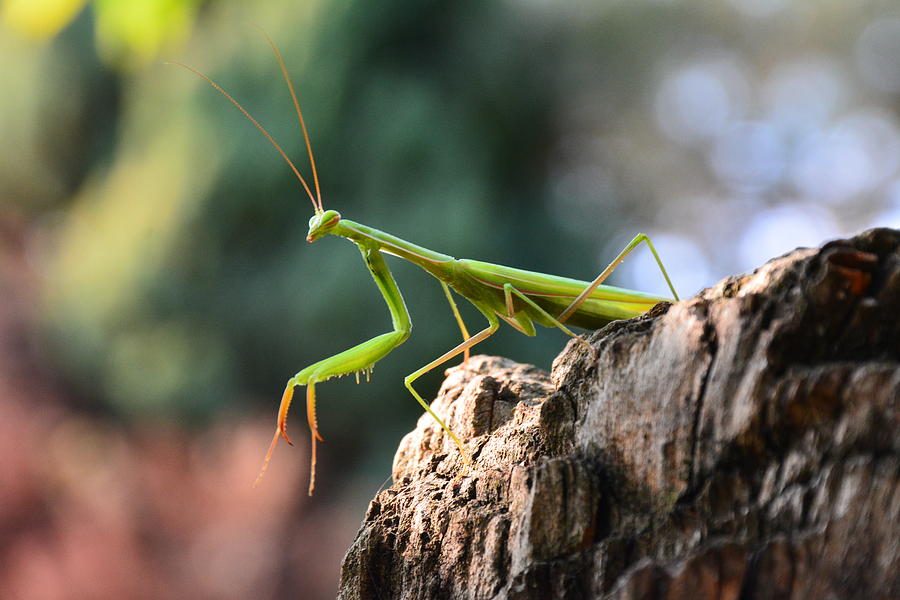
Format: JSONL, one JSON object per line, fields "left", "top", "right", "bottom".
{"left": 1, "top": 0, "right": 88, "bottom": 39}
{"left": 93, "top": 0, "right": 202, "bottom": 69}
{"left": 1, "top": 0, "right": 203, "bottom": 69}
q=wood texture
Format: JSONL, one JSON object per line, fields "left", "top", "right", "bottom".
{"left": 339, "top": 228, "right": 900, "bottom": 599}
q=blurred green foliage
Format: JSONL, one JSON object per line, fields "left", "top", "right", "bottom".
{"left": 2, "top": 0, "right": 202, "bottom": 69}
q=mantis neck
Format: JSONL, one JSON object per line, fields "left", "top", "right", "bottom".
{"left": 334, "top": 219, "right": 455, "bottom": 270}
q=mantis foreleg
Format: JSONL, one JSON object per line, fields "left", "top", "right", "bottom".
{"left": 558, "top": 233, "right": 679, "bottom": 324}
{"left": 256, "top": 246, "right": 412, "bottom": 494}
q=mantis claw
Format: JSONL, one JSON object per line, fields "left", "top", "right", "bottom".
{"left": 254, "top": 382, "right": 297, "bottom": 486}
{"left": 254, "top": 427, "right": 281, "bottom": 488}
{"left": 276, "top": 383, "right": 296, "bottom": 445}
{"left": 280, "top": 428, "right": 294, "bottom": 446}
{"left": 306, "top": 384, "right": 323, "bottom": 494}
{"left": 307, "top": 384, "right": 325, "bottom": 442}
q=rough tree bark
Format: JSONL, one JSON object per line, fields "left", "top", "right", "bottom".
{"left": 338, "top": 228, "right": 899, "bottom": 600}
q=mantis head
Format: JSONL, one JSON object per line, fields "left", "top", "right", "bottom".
{"left": 306, "top": 210, "right": 341, "bottom": 242}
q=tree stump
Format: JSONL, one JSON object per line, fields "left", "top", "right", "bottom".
{"left": 338, "top": 228, "right": 899, "bottom": 600}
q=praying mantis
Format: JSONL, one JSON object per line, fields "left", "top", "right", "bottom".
{"left": 172, "top": 35, "right": 679, "bottom": 495}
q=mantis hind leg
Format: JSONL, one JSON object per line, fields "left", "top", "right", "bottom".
{"left": 404, "top": 309, "right": 500, "bottom": 464}
{"left": 503, "top": 283, "right": 596, "bottom": 356}
{"left": 503, "top": 283, "right": 578, "bottom": 337}
{"left": 558, "top": 233, "right": 679, "bottom": 324}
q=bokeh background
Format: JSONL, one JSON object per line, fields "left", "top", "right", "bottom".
{"left": 1, "top": 0, "right": 899, "bottom": 598}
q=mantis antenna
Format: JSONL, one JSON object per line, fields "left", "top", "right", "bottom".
{"left": 165, "top": 60, "right": 322, "bottom": 214}
{"left": 256, "top": 28, "right": 323, "bottom": 213}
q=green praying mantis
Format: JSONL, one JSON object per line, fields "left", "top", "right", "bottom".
{"left": 172, "top": 35, "right": 679, "bottom": 495}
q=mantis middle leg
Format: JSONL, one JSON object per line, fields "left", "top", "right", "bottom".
{"left": 441, "top": 281, "right": 472, "bottom": 362}
{"left": 404, "top": 307, "right": 500, "bottom": 464}
{"left": 558, "top": 233, "right": 680, "bottom": 324}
